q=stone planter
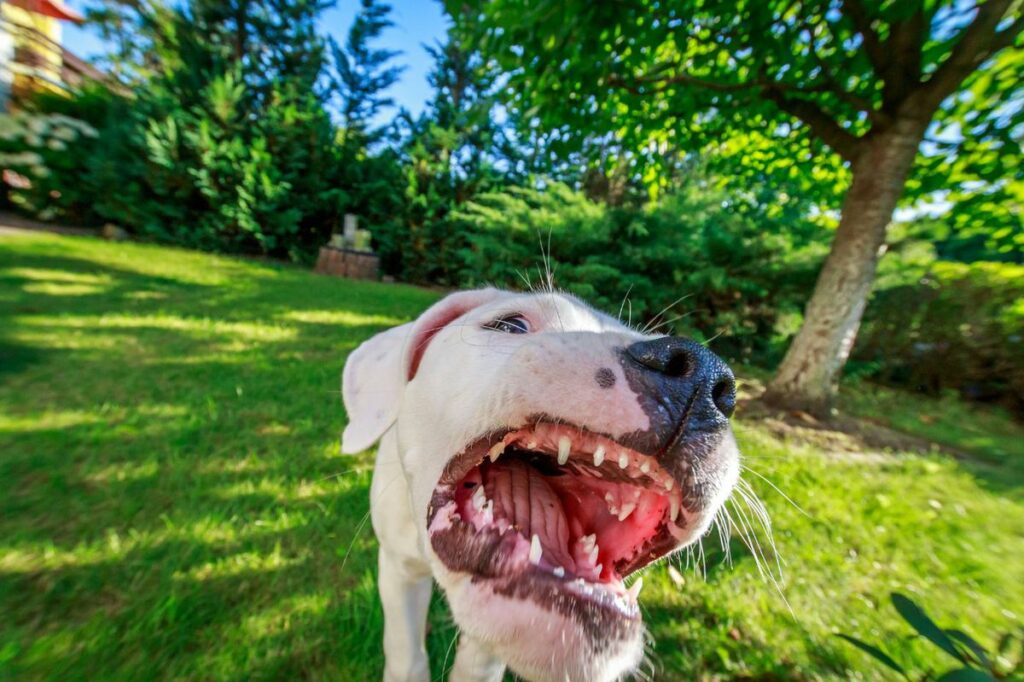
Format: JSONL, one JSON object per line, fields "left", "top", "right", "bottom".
{"left": 314, "top": 247, "right": 380, "bottom": 280}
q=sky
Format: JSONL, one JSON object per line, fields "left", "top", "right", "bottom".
{"left": 61, "top": 0, "right": 450, "bottom": 119}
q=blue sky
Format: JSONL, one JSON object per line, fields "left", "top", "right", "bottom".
{"left": 61, "top": 0, "right": 449, "bottom": 119}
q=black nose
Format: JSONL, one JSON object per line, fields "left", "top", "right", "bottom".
{"left": 624, "top": 336, "right": 736, "bottom": 426}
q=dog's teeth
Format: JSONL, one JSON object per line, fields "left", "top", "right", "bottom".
{"left": 618, "top": 452, "right": 629, "bottom": 469}
{"left": 488, "top": 441, "right": 505, "bottom": 462}
{"left": 640, "top": 461, "right": 650, "bottom": 474}
{"left": 594, "top": 563, "right": 602, "bottom": 576}
{"left": 664, "top": 478, "right": 674, "bottom": 492}
{"left": 553, "top": 566, "right": 565, "bottom": 578}
{"left": 618, "top": 501, "right": 636, "bottom": 521}
{"left": 593, "top": 445, "right": 606, "bottom": 467}
{"left": 527, "top": 440, "right": 538, "bottom": 450}
{"left": 580, "top": 533, "right": 596, "bottom": 550}
{"left": 472, "top": 485, "right": 487, "bottom": 510}
{"left": 670, "top": 495, "right": 680, "bottom": 522}
{"left": 529, "top": 534, "right": 542, "bottom": 565}
{"left": 588, "top": 543, "right": 599, "bottom": 565}
{"left": 557, "top": 436, "right": 571, "bottom": 465}
{"left": 628, "top": 577, "right": 644, "bottom": 600}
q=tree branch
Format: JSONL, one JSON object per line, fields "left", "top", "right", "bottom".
{"left": 764, "top": 91, "right": 862, "bottom": 162}
{"left": 840, "top": 0, "right": 887, "bottom": 76}
{"left": 799, "top": 8, "right": 885, "bottom": 120}
{"left": 607, "top": 68, "right": 864, "bottom": 161}
{"left": 911, "top": 0, "right": 1022, "bottom": 114}
{"left": 880, "top": 0, "right": 929, "bottom": 107}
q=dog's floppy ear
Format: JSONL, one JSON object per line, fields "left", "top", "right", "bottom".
{"left": 341, "top": 322, "right": 411, "bottom": 454}
{"left": 341, "top": 288, "right": 502, "bottom": 454}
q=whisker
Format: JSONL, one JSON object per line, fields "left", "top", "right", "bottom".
{"left": 740, "top": 465, "right": 811, "bottom": 517}
{"left": 639, "top": 293, "right": 693, "bottom": 335}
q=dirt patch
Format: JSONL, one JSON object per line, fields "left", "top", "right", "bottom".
{"left": 735, "top": 379, "right": 965, "bottom": 460}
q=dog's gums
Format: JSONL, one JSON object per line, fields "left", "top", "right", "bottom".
{"left": 427, "top": 421, "right": 689, "bottom": 618}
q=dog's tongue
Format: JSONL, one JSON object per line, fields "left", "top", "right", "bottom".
{"left": 487, "top": 459, "right": 574, "bottom": 569}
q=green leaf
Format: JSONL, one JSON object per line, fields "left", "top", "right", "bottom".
{"left": 945, "top": 629, "right": 992, "bottom": 669}
{"left": 835, "top": 634, "right": 908, "bottom": 679}
{"left": 890, "top": 593, "right": 966, "bottom": 664}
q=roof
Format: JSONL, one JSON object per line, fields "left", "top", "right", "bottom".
{"left": 7, "top": 0, "right": 85, "bottom": 23}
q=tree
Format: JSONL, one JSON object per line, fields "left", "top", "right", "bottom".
{"left": 453, "top": 0, "right": 1024, "bottom": 416}
{"left": 378, "top": 33, "right": 512, "bottom": 282}
{"left": 329, "top": 0, "right": 405, "bottom": 145}
{"left": 83, "top": 0, "right": 341, "bottom": 257}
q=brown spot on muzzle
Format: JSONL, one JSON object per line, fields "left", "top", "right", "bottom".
{"left": 595, "top": 367, "right": 616, "bottom": 389}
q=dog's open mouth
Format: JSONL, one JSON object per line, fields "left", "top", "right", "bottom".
{"left": 428, "top": 422, "right": 689, "bottom": 619}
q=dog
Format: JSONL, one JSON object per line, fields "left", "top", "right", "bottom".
{"left": 341, "top": 288, "right": 740, "bottom": 682}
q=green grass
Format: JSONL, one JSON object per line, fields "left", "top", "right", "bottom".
{"left": 1, "top": 232, "right": 1021, "bottom": 681}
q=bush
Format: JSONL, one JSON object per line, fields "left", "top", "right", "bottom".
{"left": 450, "top": 181, "right": 826, "bottom": 363}
{"left": 0, "top": 109, "right": 99, "bottom": 223}
{"left": 856, "top": 261, "right": 1024, "bottom": 416}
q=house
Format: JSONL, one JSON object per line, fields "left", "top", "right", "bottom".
{"left": 1, "top": 0, "right": 105, "bottom": 108}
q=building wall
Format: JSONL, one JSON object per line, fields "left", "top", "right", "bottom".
{"left": 1, "top": 3, "right": 65, "bottom": 101}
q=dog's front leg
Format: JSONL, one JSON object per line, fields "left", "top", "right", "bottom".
{"left": 449, "top": 635, "right": 505, "bottom": 682}
{"left": 378, "top": 548, "right": 432, "bottom": 682}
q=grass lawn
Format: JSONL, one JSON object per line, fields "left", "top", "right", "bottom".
{"left": 1, "top": 232, "right": 1022, "bottom": 681}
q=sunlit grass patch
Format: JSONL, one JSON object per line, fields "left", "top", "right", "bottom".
{"left": 279, "top": 309, "right": 405, "bottom": 326}
{"left": 176, "top": 546, "right": 308, "bottom": 582}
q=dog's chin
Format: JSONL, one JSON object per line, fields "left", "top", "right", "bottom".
{"left": 436, "top": 568, "right": 644, "bottom": 682}
{"left": 424, "top": 420, "right": 737, "bottom": 682}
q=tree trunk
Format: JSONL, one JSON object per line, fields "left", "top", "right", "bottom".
{"left": 763, "top": 118, "right": 926, "bottom": 417}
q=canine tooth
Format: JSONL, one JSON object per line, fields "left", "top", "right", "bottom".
{"left": 618, "top": 501, "right": 636, "bottom": 521}
{"left": 529, "top": 534, "right": 542, "bottom": 565}
{"left": 618, "top": 452, "right": 629, "bottom": 469}
{"left": 482, "top": 500, "right": 494, "bottom": 525}
{"left": 580, "top": 533, "right": 596, "bottom": 550}
{"left": 472, "top": 485, "right": 487, "bottom": 510}
{"left": 670, "top": 496, "right": 680, "bottom": 522}
{"left": 594, "top": 563, "right": 602, "bottom": 576}
{"left": 593, "top": 445, "right": 606, "bottom": 467}
{"left": 557, "top": 436, "right": 571, "bottom": 465}
{"left": 588, "top": 544, "right": 599, "bottom": 565}
{"left": 488, "top": 441, "right": 505, "bottom": 462}
{"left": 640, "top": 462, "right": 650, "bottom": 474}
{"left": 628, "top": 577, "right": 644, "bottom": 600}
{"left": 553, "top": 566, "right": 565, "bottom": 578}
{"left": 527, "top": 440, "right": 538, "bottom": 449}
{"left": 664, "top": 478, "right": 674, "bottom": 491}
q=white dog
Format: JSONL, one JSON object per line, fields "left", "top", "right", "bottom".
{"left": 341, "top": 288, "right": 740, "bottom": 682}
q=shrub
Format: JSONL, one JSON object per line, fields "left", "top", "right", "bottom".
{"left": 450, "top": 181, "right": 826, "bottom": 363}
{"left": 0, "top": 109, "right": 99, "bottom": 223}
{"left": 856, "top": 261, "right": 1024, "bottom": 416}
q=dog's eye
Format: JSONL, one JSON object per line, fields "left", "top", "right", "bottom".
{"left": 484, "top": 315, "right": 530, "bottom": 334}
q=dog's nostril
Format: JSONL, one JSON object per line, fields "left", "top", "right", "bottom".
{"left": 663, "top": 352, "right": 691, "bottom": 377}
{"left": 712, "top": 377, "right": 736, "bottom": 418}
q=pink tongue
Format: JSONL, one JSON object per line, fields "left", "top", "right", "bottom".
{"left": 487, "top": 460, "right": 574, "bottom": 569}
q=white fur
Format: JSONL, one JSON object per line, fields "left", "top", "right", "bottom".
{"left": 342, "top": 288, "right": 737, "bottom": 681}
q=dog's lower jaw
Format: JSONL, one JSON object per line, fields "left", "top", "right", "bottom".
{"left": 438, "top": 567, "right": 644, "bottom": 682}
